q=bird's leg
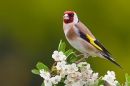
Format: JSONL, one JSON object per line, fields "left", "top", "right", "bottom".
{"left": 74, "top": 53, "right": 84, "bottom": 57}
{"left": 74, "top": 51, "right": 84, "bottom": 57}
{"left": 84, "top": 53, "right": 89, "bottom": 58}
{"left": 75, "top": 53, "right": 89, "bottom": 64}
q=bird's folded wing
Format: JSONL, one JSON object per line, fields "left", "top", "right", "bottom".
{"left": 78, "top": 30, "right": 112, "bottom": 56}
{"left": 75, "top": 22, "right": 112, "bottom": 56}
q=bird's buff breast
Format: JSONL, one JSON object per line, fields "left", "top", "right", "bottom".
{"left": 66, "top": 37, "right": 95, "bottom": 55}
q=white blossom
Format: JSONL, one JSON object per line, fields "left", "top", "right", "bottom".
{"left": 103, "top": 71, "right": 118, "bottom": 86}
{"left": 39, "top": 50, "right": 120, "bottom": 86}
{"left": 52, "top": 51, "right": 67, "bottom": 61}
{"left": 67, "top": 72, "right": 82, "bottom": 81}
{"left": 56, "top": 61, "right": 66, "bottom": 70}
{"left": 86, "top": 79, "right": 94, "bottom": 86}
{"left": 114, "top": 80, "right": 118, "bottom": 85}
{"left": 60, "top": 70, "right": 66, "bottom": 78}
{"left": 87, "top": 69, "right": 93, "bottom": 75}
{"left": 51, "top": 75, "right": 61, "bottom": 84}
{"left": 80, "top": 64, "right": 93, "bottom": 74}
{"left": 58, "top": 65, "right": 69, "bottom": 78}
{"left": 67, "top": 63, "right": 78, "bottom": 74}
{"left": 67, "top": 73, "right": 75, "bottom": 81}
{"left": 72, "top": 79, "right": 85, "bottom": 86}
{"left": 40, "top": 69, "right": 50, "bottom": 79}
{"left": 81, "top": 72, "right": 88, "bottom": 80}
{"left": 64, "top": 79, "right": 73, "bottom": 86}
{"left": 86, "top": 64, "right": 90, "bottom": 69}
{"left": 92, "top": 73, "right": 98, "bottom": 81}
{"left": 44, "top": 78, "right": 52, "bottom": 86}
{"left": 107, "top": 71, "right": 116, "bottom": 79}
{"left": 74, "top": 72, "right": 82, "bottom": 80}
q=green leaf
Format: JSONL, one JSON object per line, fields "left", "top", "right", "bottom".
{"left": 70, "top": 55, "right": 83, "bottom": 63}
{"left": 52, "top": 66, "right": 58, "bottom": 74}
{"left": 66, "top": 54, "right": 75, "bottom": 63}
{"left": 57, "top": 82, "right": 65, "bottom": 86}
{"left": 125, "top": 73, "right": 130, "bottom": 86}
{"left": 91, "top": 77, "right": 104, "bottom": 86}
{"left": 126, "top": 73, "right": 130, "bottom": 82}
{"left": 70, "top": 56, "right": 79, "bottom": 62}
{"left": 98, "top": 77, "right": 104, "bottom": 85}
{"left": 91, "top": 80, "right": 99, "bottom": 86}
{"left": 64, "top": 49, "right": 73, "bottom": 57}
{"left": 61, "top": 42, "right": 66, "bottom": 52}
{"left": 31, "top": 69, "right": 40, "bottom": 75}
{"left": 58, "top": 40, "right": 66, "bottom": 52}
{"left": 36, "top": 62, "right": 50, "bottom": 72}
{"left": 58, "top": 40, "right": 62, "bottom": 51}
{"left": 98, "top": 80, "right": 104, "bottom": 86}
{"left": 41, "top": 83, "right": 45, "bottom": 86}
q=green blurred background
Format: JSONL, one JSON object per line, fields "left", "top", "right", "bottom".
{"left": 0, "top": 0, "right": 130, "bottom": 86}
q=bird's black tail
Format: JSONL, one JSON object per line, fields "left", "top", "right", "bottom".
{"left": 102, "top": 54, "right": 123, "bottom": 69}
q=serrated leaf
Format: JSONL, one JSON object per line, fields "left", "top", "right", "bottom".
{"left": 36, "top": 62, "right": 50, "bottom": 72}
{"left": 58, "top": 41, "right": 66, "bottom": 52}
{"left": 41, "top": 83, "right": 45, "bottom": 86}
{"left": 64, "top": 49, "right": 73, "bottom": 57}
{"left": 31, "top": 69, "right": 40, "bottom": 75}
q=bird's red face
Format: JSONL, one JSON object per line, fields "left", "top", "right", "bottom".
{"left": 63, "top": 11, "right": 74, "bottom": 24}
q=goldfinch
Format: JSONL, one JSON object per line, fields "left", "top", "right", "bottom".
{"left": 63, "top": 11, "right": 122, "bottom": 69}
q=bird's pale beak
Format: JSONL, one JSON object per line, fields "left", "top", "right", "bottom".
{"left": 63, "top": 14, "right": 69, "bottom": 20}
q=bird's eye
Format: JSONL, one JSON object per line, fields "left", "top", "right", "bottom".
{"left": 68, "top": 14, "right": 74, "bottom": 17}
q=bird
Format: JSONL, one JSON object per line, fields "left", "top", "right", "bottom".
{"left": 63, "top": 11, "right": 122, "bottom": 69}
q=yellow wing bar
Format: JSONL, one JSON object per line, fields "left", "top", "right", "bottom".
{"left": 86, "top": 34, "right": 103, "bottom": 51}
